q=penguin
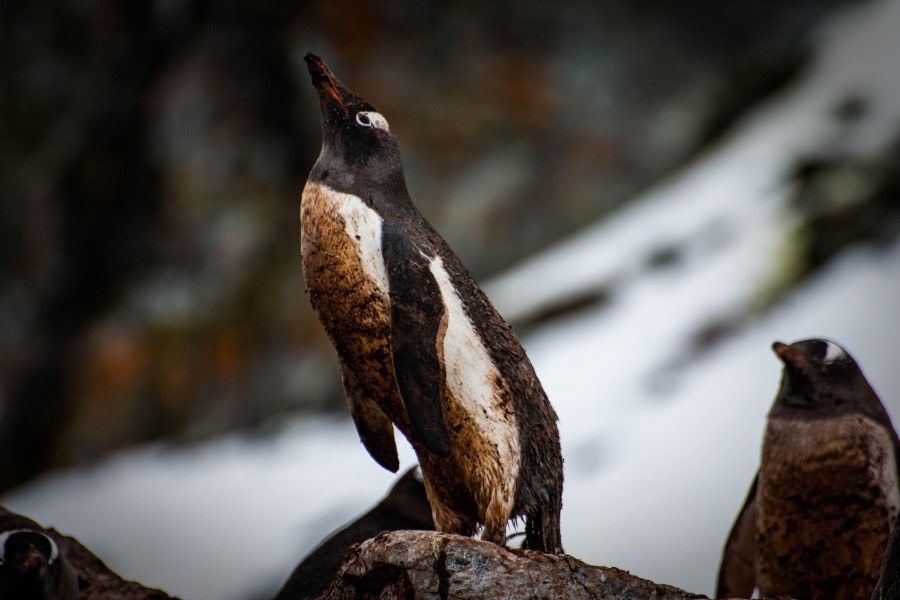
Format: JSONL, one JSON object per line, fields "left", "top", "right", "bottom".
{"left": 299, "top": 54, "right": 563, "bottom": 553}
{"left": 0, "top": 506, "right": 79, "bottom": 600}
{"left": 717, "top": 338, "right": 900, "bottom": 599}
{"left": 275, "top": 466, "right": 433, "bottom": 600}
{"left": 872, "top": 515, "right": 900, "bottom": 600}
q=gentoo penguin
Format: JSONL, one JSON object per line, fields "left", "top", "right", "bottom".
{"left": 275, "top": 466, "right": 433, "bottom": 600}
{"left": 0, "top": 506, "right": 78, "bottom": 600}
{"left": 873, "top": 515, "right": 900, "bottom": 600}
{"left": 717, "top": 339, "right": 900, "bottom": 599}
{"left": 299, "top": 54, "right": 563, "bottom": 553}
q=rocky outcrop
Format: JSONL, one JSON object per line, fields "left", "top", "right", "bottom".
{"left": 51, "top": 530, "right": 178, "bottom": 600}
{"left": 321, "top": 530, "right": 707, "bottom": 600}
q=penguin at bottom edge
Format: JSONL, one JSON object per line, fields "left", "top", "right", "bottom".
{"left": 274, "top": 465, "right": 434, "bottom": 600}
{"left": 717, "top": 338, "right": 900, "bottom": 600}
{"left": 873, "top": 514, "right": 900, "bottom": 600}
{"left": 0, "top": 505, "right": 79, "bottom": 600}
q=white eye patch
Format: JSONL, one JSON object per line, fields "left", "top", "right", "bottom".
{"left": 0, "top": 529, "right": 60, "bottom": 564}
{"left": 823, "top": 340, "right": 847, "bottom": 364}
{"left": 356, "top": 111, "right": 390, "bottom": 132}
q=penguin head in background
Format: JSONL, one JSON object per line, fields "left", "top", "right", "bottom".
{"left": 0, "top": 528, "right": 59, "bottom": 569}
{"left": 771, "top": 338, "right": 876, "bottom": 412}
{"left": 303, "top": 53, "right": 402, "bottom": 186}
{"left": 0, "top": 527, "right": 73, "bottom": 599}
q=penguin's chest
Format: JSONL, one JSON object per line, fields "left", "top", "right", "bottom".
{"left": 300, "top": 181, "right": 391, "bottom": 347}
{"left": 756, "top": 414, "right": 899, "bottom": 597}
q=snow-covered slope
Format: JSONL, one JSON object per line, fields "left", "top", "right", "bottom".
{"left": 4, "top": 2, "right": 900, "bottom": 599}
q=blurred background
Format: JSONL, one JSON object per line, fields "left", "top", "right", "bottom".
{"left": 2, "top": 0, "right": 900, "bottom": 598}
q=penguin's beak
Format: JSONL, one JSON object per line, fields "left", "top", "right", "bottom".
{"left": 16, "top": 548, "right": 44, "bottom": 571}
{"left": 304, "top": 53, "right": 349, "bottom": 118}
{"left": 772, "top": 341, "right": 805, "bottom": 366}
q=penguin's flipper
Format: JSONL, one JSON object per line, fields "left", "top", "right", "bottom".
{"left": 342, "top": 362, "right": 400, "bottom": 472}
{"left": 382, "top": 227, "right": 452, "bottom": 458}
{"left": 716, "top": 473, "right": 759, "bottom": 599}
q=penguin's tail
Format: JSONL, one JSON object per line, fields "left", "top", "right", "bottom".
{"left": 522, "top": 501, "right": 563, "bottom": 554}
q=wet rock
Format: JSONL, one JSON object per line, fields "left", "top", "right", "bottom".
{"left": 323, "top": 530, "right": 707, "bottom": 600}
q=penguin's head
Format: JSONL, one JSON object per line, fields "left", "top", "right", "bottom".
{"left": 0, "top": 528, "right": 59, "bottom": 595}
{"left": 771, "top": 338, "right": 871, "bottom": 410}
{"left": 304, "top": 53, "right": 403, "bottom": 184}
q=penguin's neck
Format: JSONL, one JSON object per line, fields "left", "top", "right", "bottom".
{"left": 311, "top": 169, "right": 430, "bottom": 241}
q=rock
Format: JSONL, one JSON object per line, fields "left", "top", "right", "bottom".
{"left": 51, "top": 530, "right": 179, "bottom": 600}
{"left": 275, "top": 466, "right": 434, "bottom": 600}
{"left": 323, "top": 530, "right": 707, "bottom": 600}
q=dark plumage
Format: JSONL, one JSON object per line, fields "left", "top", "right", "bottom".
{"left": 299, "top": 54, "right": 563, "bottom": 552}
{"left": 873, "top": 515, "right": 900, "bottom": 600}
{"left": 275, "top": 466, "right": 433, "bottom": 600}
{"left": 717, "top": 339, "right": 899, "bottom": 599}
{"left": 0, "top": 506, "right": 78, "bottom": 600}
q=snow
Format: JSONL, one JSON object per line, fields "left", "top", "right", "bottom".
{"left": 4, "top": 1, "right": 900, "bottom": 599}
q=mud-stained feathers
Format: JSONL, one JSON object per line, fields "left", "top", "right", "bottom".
{"left": 299, "top": 54, "right": 563, "bottom": 553}
{"left": 717, "top": 339, "right": 899, "bottom": 600}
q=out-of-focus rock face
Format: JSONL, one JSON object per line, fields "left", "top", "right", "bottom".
{"left": 0, "top": 0, "right": 856, "bottom": 489}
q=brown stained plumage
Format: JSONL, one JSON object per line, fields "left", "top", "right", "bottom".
{"left": 301, "top": 182, "right": 400, "bottom": 424}
{"left": 420, "top": 380, "right": 512, "bottom": 543}
{"left": 718, "top": 339, "right": 899, "bottom": 598}
{"left": 757, "top": 415, "right": 896, "bottom": 599}
{"left": 300, "top": 54, "right": 563, "bottom": 552}
{"left": 435, "top": 245, "right": 562, "bottom": 548}
{"left": 301, "top": 181, "right": 556, "bottom": 546}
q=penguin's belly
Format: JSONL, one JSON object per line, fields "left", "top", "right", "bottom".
{"left": 423, "top": 256, "right": 521, "bottom": 540}
{"left": 758, "top": 415, "right": 899, "bottom": 599}
{"left": 300, "top": 182, "right": 405, "bottom": 421}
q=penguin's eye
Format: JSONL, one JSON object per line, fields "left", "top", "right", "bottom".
{"left": 355, "top": 111, "right": 390, "bottom": 132}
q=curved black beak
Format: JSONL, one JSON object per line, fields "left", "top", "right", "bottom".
{"left": 304, "top": 53, "right": 349, "bottom": 117}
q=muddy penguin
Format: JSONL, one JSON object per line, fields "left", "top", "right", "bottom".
{"left": 299, "top": 54, "right": 563, "bottom": 553}
{"left": 717, "top": 339, "right": 899, "bottom": 599}
{"left": 872, "top": 515, "right": 900, "bottom": 600}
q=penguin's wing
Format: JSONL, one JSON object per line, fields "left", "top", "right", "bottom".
{"left": 716, "top": 473, "right": 758, "bottom": 598}
{"left": 382, "top": 226, "right": 452, "bottom": 457}
{"left": 341, "top": 360, "right": 400, "bottom": 472}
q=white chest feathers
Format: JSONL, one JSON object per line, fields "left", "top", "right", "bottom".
{"left": 305, "top": 182, "right": 389, "bottom": 294}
